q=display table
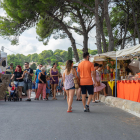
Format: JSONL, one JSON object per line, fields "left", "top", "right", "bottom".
{"left": 117, "top": 80, "right": 140, "bottom": 103}
{"left": 100, "top": 81, "right": 116, "bottom": 97}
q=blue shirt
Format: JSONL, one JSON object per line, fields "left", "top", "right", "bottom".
{"left": 35, "top": 69, "right": 47, "bottom": 83}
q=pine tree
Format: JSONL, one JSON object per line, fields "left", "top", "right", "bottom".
{"left": 67, "top": 47, "right": 72, "bottom": 60}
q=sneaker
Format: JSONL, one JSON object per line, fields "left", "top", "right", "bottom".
{"left": 84, "top": 108, "right": 87, "bottom": 112}
{"left": 85, "top": 105, "right": 90, "bottom": 112}
{"left": 26, "top": 99, "right": 31, "bottom": 101}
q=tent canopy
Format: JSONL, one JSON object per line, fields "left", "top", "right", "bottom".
{"left": 116, "top": 44, "right": 140, "bottom": 59}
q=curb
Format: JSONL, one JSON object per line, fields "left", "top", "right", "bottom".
{"left": 99, "top": 95, "right": 140, "bottom": 118}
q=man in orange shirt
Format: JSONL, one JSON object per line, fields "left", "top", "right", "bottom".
{"left": 78, "top": 52, "right": 97, "bottom": 112}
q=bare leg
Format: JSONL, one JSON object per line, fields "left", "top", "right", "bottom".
{"left": 18, "top": 86, "right": 22, "bottom": 98}
{"left": 82, "top": 94, "right": 86, "bottom": 108}
{"left": 92, "top": 92, "right": 97, "bottom": 102}
{"left": 77, "top": 88, "right": 81, "bottom": 100}
{"left": 103, "top": 88, "right": 107, "bottom": 96}
{"left": 27, "top": 89, "right": 32, "bottom": 99}
{"left": 97, "top": 92, "right": 99, "bottom": 100}
{"left": 51, "top": 84, "right": 54, "bottom": 98}
{"left": 66, "top": 90, "right": 69, "bottom": 105}
{"left": 54, "top": 84, "right": 58, "bottom": 99}
{"left": 68, "top": 89, "right": 75, "bottom": 111}
{"left": 87, "top": 95, "right": 93, "bottom": 106}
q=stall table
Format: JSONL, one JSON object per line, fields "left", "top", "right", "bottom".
{"left": 117, "top": 80, "right": 140, "bottom": 103}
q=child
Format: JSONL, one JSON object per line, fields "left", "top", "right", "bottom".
{"left": 46, "top": 76, "right": 50, "bottom": 100}
{"left": 58, "top": 74, "right": 63, "bottom": 95}
{"left": 9, "top": 82, "right": 16, "bottom": 96}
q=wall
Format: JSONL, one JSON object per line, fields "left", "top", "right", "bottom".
{"left": 0, "top": 74, "right": 11, "bottom": 100}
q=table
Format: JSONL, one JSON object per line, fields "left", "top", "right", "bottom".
{"left": 117, "top": 80, "right": 140, "bottom": 103}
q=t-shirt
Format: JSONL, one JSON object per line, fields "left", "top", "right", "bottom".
{"left": 78, "top": 60, "right": 95, "bottom": 85}
{"left": 11, "top": 86, "right": 15, "bottom": 91}
{"left": 35, "top": 69, "right": 47, "bottom": 83}
{"left": 6, "top": 66, "right": 14, "bottom": 74}
{"left": 23, "top": 68, "right": 33, "bottom": 83}
{"left": 14, "top": 71, "right": 23, "bottom": 82}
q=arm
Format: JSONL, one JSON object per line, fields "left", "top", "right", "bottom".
{"left": 11, "top": 74, "right": 14, "bottom": 80}
{"left": 92, "top": 71, "right": 97, "bottom": 86}
{"left": 33, "top": 75, "right": 37, "bottom": 83}
{"left": 62, "top": 72, "right": 65, "bottom": 86}
{"left": 50, "top": 69, "right": 55, "bottom": 81}
{"left": 38, "top": 73, "right": 44, "bottom": 83}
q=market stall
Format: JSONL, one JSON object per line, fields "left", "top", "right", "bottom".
{"left": 116, "top": 44, "right": 140, "bottom": 103}
{"left": 90, "top": 52, "right": 117, "bottom": 96}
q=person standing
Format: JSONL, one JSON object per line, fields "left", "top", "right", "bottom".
{"left": 22, "top": 62, "right": 34, "bottom": 101}
{"left": 78, "top": 52, "right": 97, "bottom": 112}
{"left": 33, "top": 64, "right": 47, "bottom": 100}
{"left": 36, "top": 67, "right": 47, "bottom": 100}
{"left": 50, "top": 63, "right": 59, "bottom": 100}
{"left": 63, "top": 60, "right": 78, "bottom": 112}
{"left": 6, "top": 63, "right": 14, "bottom": 74}
{"left": 11, "top": 65, "right": 24, "bottom": 101}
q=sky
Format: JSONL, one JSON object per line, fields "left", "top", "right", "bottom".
{"left": 0, "top": 9, "right": 97, "bottom": 56}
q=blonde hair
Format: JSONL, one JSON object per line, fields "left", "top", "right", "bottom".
{"left": 11, "top": 82, "right": 14, "bottom": 85}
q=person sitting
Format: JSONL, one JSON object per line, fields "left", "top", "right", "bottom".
{"left": 9, "top": 82, "right": 16, "bottom": 96}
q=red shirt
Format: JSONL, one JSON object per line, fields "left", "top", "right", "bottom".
{"left": 11, "top": 86, "right": 15, "bottom": 91}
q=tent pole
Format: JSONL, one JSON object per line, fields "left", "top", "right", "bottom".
{"left": 115, "top": 57, "right": 118, "bottom": 97}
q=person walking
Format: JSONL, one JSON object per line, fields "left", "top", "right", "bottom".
{"left": 50, "top": 63, "right": 59, "bottom": 100}
{"left": 33, "top": 64, "right": 47, "bottom": 100}
{"left": 63, "top": 60, "right": 78, "bottom": 112}
{"left": 22, "top": 62, "right": 34, "bottom": 101}
{"left": 36, "top": 67, "right": 47, "bottom": 100}
{"left": 78, "top": 52, "right": 97, "bottom": 112}
{"left": 11, "top": 65, "right": 24, "bottom": 101}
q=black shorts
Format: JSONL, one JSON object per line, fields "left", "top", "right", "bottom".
{"left": 81, "top": 85, "right": 94, "bottom": 95}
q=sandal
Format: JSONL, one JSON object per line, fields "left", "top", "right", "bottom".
{"left": 78, "top": 99, "right": 82, "bottom": 101}
{"left": 67, "top": 110, "right": 72, "bottom": 113}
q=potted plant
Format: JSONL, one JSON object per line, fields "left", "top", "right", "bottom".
{"left": 110, "top": 59, "right": 115, "bottom": 65}
{"left": 110, "top": 64, "right": 115, "bottom": 73}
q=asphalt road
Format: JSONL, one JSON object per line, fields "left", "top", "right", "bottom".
{"left": 0, "top": 94, "right": 140, "bottom": 140}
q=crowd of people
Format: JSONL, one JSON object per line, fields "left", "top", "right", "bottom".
{"left": 6, "top": 52, "right": 108, "bottom": 112}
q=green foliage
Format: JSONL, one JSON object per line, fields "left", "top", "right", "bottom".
{"left": 30, "top": 63, "right": 37, "bottom": 70}
{"left": 67, "top": 47, "right": 72, "bottom": 60}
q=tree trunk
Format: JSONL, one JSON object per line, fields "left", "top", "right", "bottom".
{"left": 133, "top": 27, "right": 136, "bottom": 45}
{"left": 103, "top": 0, "right": 114, "bottom": 51}
{"left": 99, "top": 0, "right": 107, "bottom": 52}
{"left": 47, "top": 11, "right": 79, "bottom": 62}
{"left": 83, "top": 33, "right": 88, "bottom": 53}
{"left": 121, "top": 16, "right": 128, "bottom": 49}
{"left": 129, "top": 0, "right": 140, "bottom": 43}
{"left": 95, "top": 0, "right": 102, "bottom": 54}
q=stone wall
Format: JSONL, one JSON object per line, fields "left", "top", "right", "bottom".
{"left": 0, "top": 74, "right": 11, "bottom": 100}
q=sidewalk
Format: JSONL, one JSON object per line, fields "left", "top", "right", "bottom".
{"left": 99, "top": 95, "right": 140, "bottom": 118}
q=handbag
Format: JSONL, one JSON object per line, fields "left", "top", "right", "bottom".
{"left": 73, "top": 77, "right": 79, "bottom": 89}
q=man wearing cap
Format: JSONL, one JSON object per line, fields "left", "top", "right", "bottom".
{"left": 6, "top": 63, "right": 14, "bottom": 74}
